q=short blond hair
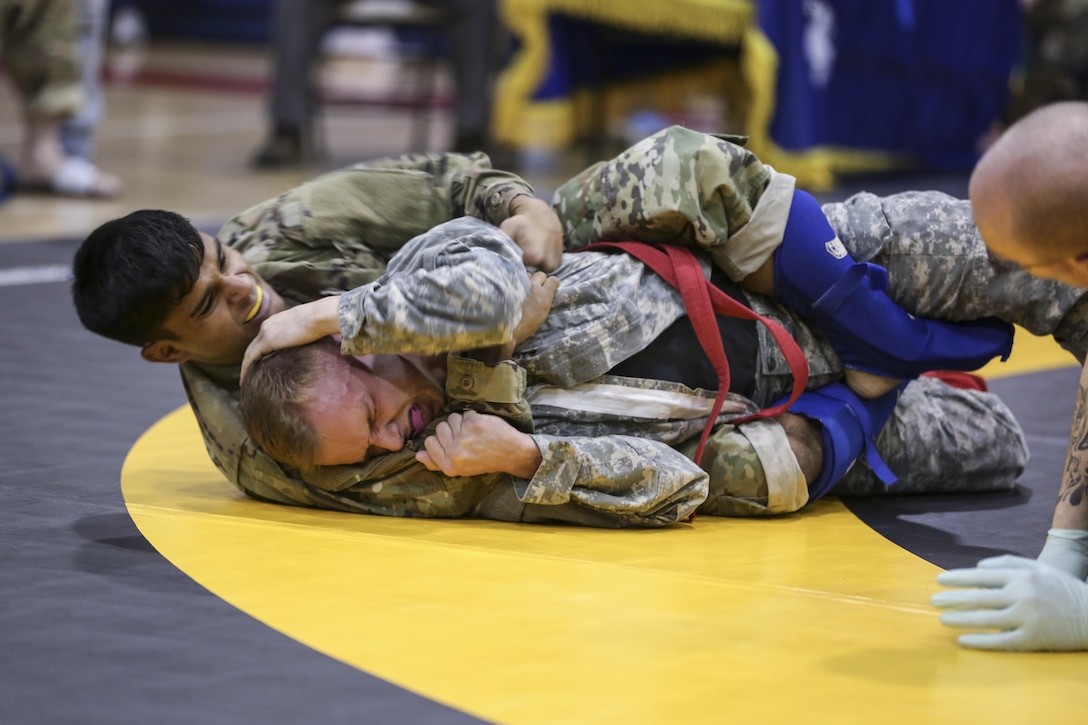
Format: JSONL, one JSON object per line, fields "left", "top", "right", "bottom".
{"left": 239, "top": 338, "right": 340, "bottom": 470}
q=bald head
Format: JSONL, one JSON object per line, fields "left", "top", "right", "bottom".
{"left": 969, "top": 102, "right": 1088, "bottom": 286}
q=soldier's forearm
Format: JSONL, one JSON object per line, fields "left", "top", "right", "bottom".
{"left": 1053, "top": 359, "right": 1088, "bottom": 531}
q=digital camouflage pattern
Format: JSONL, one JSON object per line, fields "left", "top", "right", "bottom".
{"left": 183, "top": 128, "right": 1088, "bottom": 525}
{"left": 337, "top": 216, "right": 529, "bottom": 356}
{"left": 332, "top": 217, "right": 1029, "bottom": 519}
{"left": 825, "top": 190, "right": 1088, "bottom": 362}
{"left": 1003, "top": 0, "right": 1088, "bottom": 126}
{"left": 1, "top": 0, "right": 83, "bottom": 119}
{"left": 216, "top": 215, "right": 1027, "bottom": 522}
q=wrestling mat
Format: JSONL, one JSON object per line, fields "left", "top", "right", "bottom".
{"left": 122, "top": 330, "right": 1088, "bottom": 724}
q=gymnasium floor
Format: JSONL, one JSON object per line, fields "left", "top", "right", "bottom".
{"left": 2, "top": 41, "right": 1087, "bottom": 725}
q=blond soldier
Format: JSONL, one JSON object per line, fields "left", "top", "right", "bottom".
{"left": 237, "top": 216, "right": 1029, "bottom": 526}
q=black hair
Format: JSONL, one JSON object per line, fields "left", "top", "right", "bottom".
{"left": 71, "top": 210, "right": 205, "bottom": 346}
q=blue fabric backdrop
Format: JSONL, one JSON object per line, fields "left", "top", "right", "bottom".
{"left": 760, "top": 0, "right": 1021, "bottom": 169}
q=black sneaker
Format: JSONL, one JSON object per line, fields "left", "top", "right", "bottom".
{"left": 251, "top": 128, "right": 306, "bottom": 169}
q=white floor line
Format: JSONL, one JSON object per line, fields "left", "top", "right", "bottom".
{"left": 0, "top": 265, "right": 72, "bottom": 286}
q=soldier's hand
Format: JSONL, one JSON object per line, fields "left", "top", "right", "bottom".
{"left": 416, "top": 411, "right": 542, "bottom": 479}
{"left": 241, "top": 295, "right": 340, "bottom": 382}
{"left": 501, "top": 195, "right": 563, "bottom": 272}
{"left": 513, "top": 271, "right": 560, "bottom": 344}
{"left": 464, "top": 271, "right": 558, "bottom": 363}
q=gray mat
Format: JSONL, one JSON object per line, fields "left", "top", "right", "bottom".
{"left": 1, "top": 231, "right": 1076, "bottom": 724}
{"left": 0, "top": 238, "right": 486, "bottom": 725}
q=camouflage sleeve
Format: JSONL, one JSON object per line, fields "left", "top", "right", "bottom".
{"left": 823, "top": 190, "right": 1088, "bottom": 361}
{"left": 552, "top": 125, "right": 796, "bottom": 280}
{"left": 301, "top": 447, "right": 504, "bottom": 518}
{"left": 218, "top": 152, "right": 537, "bottom": 302}
{"left": 445, "top": 354, "right": 534, "bottom": 432}
{"left": 358, "top": 150, "right": 538, "bottom": 225}
{"left": 518, "top": 434, "right": 709, "bottom": 526}
{"left": 337, "top": 217, "right": 530, "bottom": 356}
{"left": 685, "top": 417, "right": 810, "bottom": 517}
{"left": 437, "top": 352, "right": 709, "bottom": 527}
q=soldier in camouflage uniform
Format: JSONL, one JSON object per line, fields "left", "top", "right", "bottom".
{"left": 1001, "top": 0, "right": 1088, "bottom": 128}
{"left": 238, "top": 215, "right": 1031, "bottom": 525}
{"left": 0, "top": 0, "right": 120, "bottom": 196}
{"left": 74, "top": 127, "right": 1087, "bottom": 525}
{"left": 555, "top": 127, "right": 1087, "bottom": 363}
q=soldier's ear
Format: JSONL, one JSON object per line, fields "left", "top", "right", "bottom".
{"left": 1071, "top": 253, "right": 1088, "bottom": 286}
{"left": 142, "top": 341, "right": 190, "bottom": 364}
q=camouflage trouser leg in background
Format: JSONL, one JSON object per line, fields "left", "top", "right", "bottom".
{"left": 1003, "top": 0, "right": 1088, "bottom": 125}
{"left": 1, "top": 0, "right": 82, "bottom": 120}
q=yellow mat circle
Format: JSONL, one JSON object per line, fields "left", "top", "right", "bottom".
{"left": 123, "top": 389, "right": 1086, "bottom": 722}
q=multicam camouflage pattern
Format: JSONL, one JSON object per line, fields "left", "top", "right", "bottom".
{"left": 554, "top": 126, "right": 792, "bottom": 281}
{"left": 226, "top": 217, "right": 1027, "bottom": 523}
{"left": 184, "top": 129, "right": 1074, "bottom": 525}
{"left": 1, "top": 0, "right": 83, "bottom": 119}
{"left": 680, "top": 418, "right": 808, "bottom": 517}
{"left": 220, "top": 151, "right": 538, "bottom": 306}
{"left": 554, "top": 127, "right": 1088, "bottom": 366}
{"left": 184, "top": 151, "right": 538, "bottom": 518}
{"left": 1003, "top": 0, "right": 1088, "bottom": 125}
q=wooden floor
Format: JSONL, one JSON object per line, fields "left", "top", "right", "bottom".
{"left": 0, "top": 40, "right": 554, "bottom": 244}
{"left": 2, "top": 38, "right": 1087, "bottom": 725}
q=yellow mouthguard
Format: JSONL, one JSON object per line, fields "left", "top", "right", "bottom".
{"left": 244, "top": 284, "right": 264, "bottom": 322}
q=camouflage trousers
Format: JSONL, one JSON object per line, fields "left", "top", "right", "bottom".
{"left": 550, "top": 127, "right": 1073, "bottom": 517}
{"left": 681, "top": 375, "right": 1028, "bottom": 517}
{"left": 1, "top": 0, "right": 82, "bottom": 120}
{"left": 557, "top": 127, "right": 1088, "bottom": 363}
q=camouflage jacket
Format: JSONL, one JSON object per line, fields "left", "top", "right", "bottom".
{"left": 185, "top": 213, "right": 1028, "bottom": 527}
{"left": 216, "top": 151, "right": 538, "bottom": 307}
{"left": 183, "top": 130, "right": 1060, "bottom": 525}
{"left": 555, "top": 126, "right": 1087, "bottom": 360}
{"left": 185, "top": 214, "right": 828, "bottom": 526}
